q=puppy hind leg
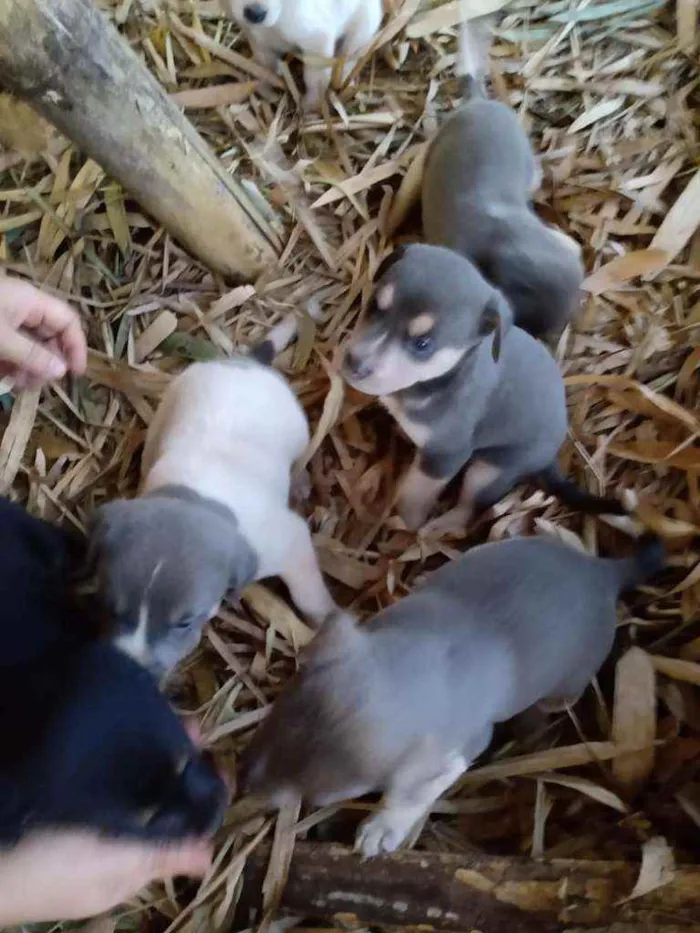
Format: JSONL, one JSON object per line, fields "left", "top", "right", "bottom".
{"left": 276, "top": 512, "right": 336, "bottom": 626}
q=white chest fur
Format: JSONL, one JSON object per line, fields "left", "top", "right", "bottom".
{"left": 381, "top": 395, "right": 432, "bottom": 448}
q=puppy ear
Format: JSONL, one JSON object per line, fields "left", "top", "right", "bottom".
{"left": 479, "top": 293, "right": 512, "bottom": 363}
{"left": 373, "top": 244, "right": 409, "bottom": 282}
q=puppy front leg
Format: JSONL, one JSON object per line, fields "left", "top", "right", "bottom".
{"left": 422, "top": 459, "right": 503, "bottom": 538}
{"left": 277, "top": 511, "right": 336, "bottom": 625}
{"left": 355, "top": 747, "right": 467, "bottom": 858}
{"left": 397, "top": 452, "right": 456, "bottom": 531}
{"left": 339, "top": 0, "right": 383, "bottom": 82}
{"left": 302, "top": 34, "right": 336, "bottom": 111}
{"left": 247, "top": 31, "right": 282, "bottom": 73}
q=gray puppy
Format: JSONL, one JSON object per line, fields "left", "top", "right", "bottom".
{"left": 240, "top": 533, "right": 663, "bottom": 857}
{"left": 420, "top": 15, "right": 584, "bottom": 336}
{"left": 91, "top": 317, "right": 335, "bottom": 679}
{"left": 343, "top": 244, "right": 630, "bottom": 534}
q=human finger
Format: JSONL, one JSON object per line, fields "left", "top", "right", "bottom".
{"left": 0, "top": 278, "right": 87, "bottom": 374}
{"left": 0, "top": 323, "right": 66, "bottom": 381}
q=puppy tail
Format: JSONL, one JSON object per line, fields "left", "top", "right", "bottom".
{"left": 456, "top": 6, "right": 495, "bottom": 99}
{"left": 249, "top": 314, "right": 299, "bottom": 365}
{"left": 535, "top": 464, "right": 633, "bottom": 517}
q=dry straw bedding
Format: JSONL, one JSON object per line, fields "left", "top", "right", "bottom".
{"left": 1, "top": 0, "right": 700, "bottom": 928}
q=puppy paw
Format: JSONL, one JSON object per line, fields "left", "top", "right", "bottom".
{"left": 354, "top": 811, "right": 410, "bottom": 858}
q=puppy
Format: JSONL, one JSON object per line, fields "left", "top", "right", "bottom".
{"left": 222, "top": 0, "right": 383, "bottom": 110}
{"left": 420, "top": 15, "right": 584, "bottom": 336}
{"left": 92, "top": 317, "right": 335, "bottom": 679}
{"left": 343, "top": 244, "right": 630, "bottom": 534}
{"left": 240, "top": 533, "right": 664, "bottom": 856}
{"left": 0, "top": 497, "right": 227, "bottom": 844}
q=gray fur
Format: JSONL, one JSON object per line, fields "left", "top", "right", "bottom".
{"left": 92, "top": 486, "right": 259, "bottom": 678}
{"left": 344, "top": 244, "right": 624, "bottom": 526}
{"left": 420, "top": 18, "right": 583, "bottom": 336}
{"left": 240, "top": 534, "right": 663, "bottom": 822}
{"left": 403, "top": 310, "right": 564, "bottom": 484}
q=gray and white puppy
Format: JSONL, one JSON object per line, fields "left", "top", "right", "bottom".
{"left": 420, "top": 15, "right": 584, "bottom": 336}
{"left": 92, "top": 317, "right": 335, "bottom": 678}
{"left": 240, "top": 533, "right": 664, "bottom": 857}
{"left": 343, "top": 244, "right": 630, "bottom": 534}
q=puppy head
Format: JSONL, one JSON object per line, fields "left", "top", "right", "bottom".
{"left": 1, "top": 642, "right": 228, "bottom": 843}
{"left": 91, "top": 493, "right": 258, "bottom": 677}
{"left": 222, "top": 0, "right": 283, "bottom": 27}
{"left": 343, "top": 244, "right": 512, "bottom": 396}
{"left": 239, "top": 612, "right": 379, "bottom": 807}
{"left": 487, "top": 216, "right": 584, "bottom": 336}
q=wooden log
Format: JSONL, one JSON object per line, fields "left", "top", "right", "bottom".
{"left": 239, "top": 842, "right": 700, "bottom": 932}
{"left": 0, "top": 0, "right": 275, "bottom": 279}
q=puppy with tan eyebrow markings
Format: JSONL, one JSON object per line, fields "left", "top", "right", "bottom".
{"left": 343, "top": 244, "right": 634, "bottom": 535}
{"left": 91, "top": 315, "right": 336, "bottom": 680}
{"left": 419, "top": 13, "right": 583, "bottom": 337}
{"left": 239, "top": 533, "right": 664, "bottom": 858}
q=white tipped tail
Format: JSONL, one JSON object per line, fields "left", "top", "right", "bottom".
{"left": 456, "top": 4, "right": 496, "bottom": 91}
{"left": 249, "top": 313, "right": 299, "bottom": 365}
{"left": 265, "top": 314, "right": 299, "bottom": 356}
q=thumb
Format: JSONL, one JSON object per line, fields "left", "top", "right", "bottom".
{"left": 0, "top": 323, "right": 66, "bottom": 380}
{"left": 143, "top": 842, "right": 213, "bottom": 881}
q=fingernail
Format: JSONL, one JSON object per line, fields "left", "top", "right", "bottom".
{"left": 47, "top": 357, "right": 66, "bottom": 379}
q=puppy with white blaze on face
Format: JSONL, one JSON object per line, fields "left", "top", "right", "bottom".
{"left": 91, "top": 315, "right": 336, "bottom": 679}
{"left": 0, "top": 497, "right": 228, "bottom": 846}
{"left": 343, "top": 244, "right": 634, "bottom": 535}
{"left": 239, "top": 533, "right": 664, "bottom": 857}
{"left": 221, "top": 0, "right": 383, "bottom": 110}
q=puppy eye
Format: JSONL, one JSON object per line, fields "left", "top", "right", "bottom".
{"left": 408, "top": 335, "right": 434, "bottom": 357}
{"left": 174, "top": 616, "right": 195, "bottom": 631}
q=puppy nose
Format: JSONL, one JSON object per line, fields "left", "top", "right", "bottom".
{"left": 243, "top": 3, "right": 267, "bottom": 23}
{"left": 344, "top": 349, "right": 373, "bottom": 381}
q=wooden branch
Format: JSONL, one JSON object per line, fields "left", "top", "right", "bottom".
{"left": 0, "top": 0, "right": 275, "bottom": 279}
{"left": 239, "top": 842, "right": 700, "bottom": 932}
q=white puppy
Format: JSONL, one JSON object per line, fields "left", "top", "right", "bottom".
{"left": 91, "top": 318, "right": 336, "bottom": 678}
{"left": 223, "top": 0, "right": 383, "bottom": 109}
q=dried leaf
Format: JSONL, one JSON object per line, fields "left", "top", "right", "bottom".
{"left": 651, "top": 168, "right": 700, "bottom": 261}
{"left": 612, "top": 647, "right": 656, "bottom": 788}
{"left": 580, "top": 249, "right": 669, "bottom": 294}
{"left": 622, "top": 837, "right": 675, "bottom": 902}
{"left": 535, "top": 773, "right": 628, "bottom": 813}
{"left": 652, "top": 656, "right": 700, "bottom": 686}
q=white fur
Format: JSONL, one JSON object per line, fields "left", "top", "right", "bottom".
{"left": 348, "top": 343, "right": 465, "bottom": 397}
{"left": 223, "top": 0, "right": 383, "bottom": 109}
{"left": 140, "top": 358, "right": 335, "bottom": 624}
{"left": 380, "top": 395, "right": 431, "bottom": 447}
{"left": 355, "top": 750, "right": 467, "bottom": 857}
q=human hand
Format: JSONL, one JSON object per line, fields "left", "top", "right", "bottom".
{"left": 0, "top": 276, "right": 87, "bottom": 388}
{"left": 0, "top": 830, "right": 212, "bottom": 924}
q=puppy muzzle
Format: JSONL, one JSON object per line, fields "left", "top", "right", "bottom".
{"left": 243, "top": 3, "right": 268, "bottom": 23}
{"left": 343, "top": 349, "right": 375, "bottom": 383}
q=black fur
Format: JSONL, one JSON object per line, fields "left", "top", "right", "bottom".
{"left": 249, "top": 339, "right": 276, "bottom": 366}
{"left": 535, "top": 464, "right": 628, "bottom": 516}
{"left": 0, "top": 498, "right": 227, "bottom": 845}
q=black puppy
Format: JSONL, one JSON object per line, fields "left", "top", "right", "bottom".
{"left": 0, "top": 497, "right": 227, "bottom": 845}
